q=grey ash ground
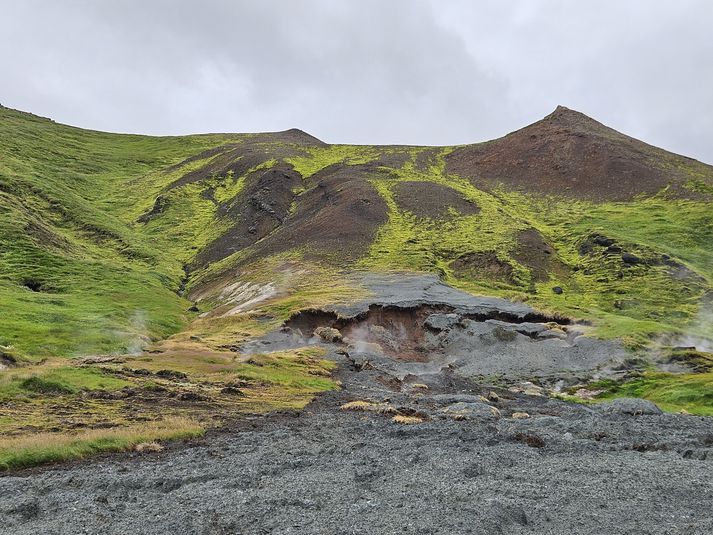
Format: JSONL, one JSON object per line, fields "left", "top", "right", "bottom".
{"left": 2, "top": 275, "right": 712, "bottom": 534}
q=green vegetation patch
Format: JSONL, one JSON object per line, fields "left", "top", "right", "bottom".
{"left": 0, "top": 365, "right": 131, "bottom": 400}
{"left": 285, "top": 145, "right": 382, "bottom": 178}
{"left": 358, "top": 148, "right": 712, "bottom": 345}
{"left": 581, "top": 372, "right": 713, "bottom": 416}
{"left": 0, "top": 417, "right": 204, "bottom": 471}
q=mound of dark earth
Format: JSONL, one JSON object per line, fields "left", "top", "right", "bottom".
{"left": 392, "top": 181, "right": 479, "bottom": 219}
{"left": 446, "top": 106, "right": 713, "bottom": 200}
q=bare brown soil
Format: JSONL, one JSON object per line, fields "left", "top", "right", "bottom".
{"left": 450, "top": 251, "right": 515, "bottom": 284}
{"left": 235, "top": 164, "right": 391, "bottom": 266}
{"left": 512, "top": 228, "right": 570, "bottom": 283}
{"left": 446, "top": 106, "right": 713, "bottom": 201}
{"left": 393, "top": 181, "right": 480, "bottom": 219}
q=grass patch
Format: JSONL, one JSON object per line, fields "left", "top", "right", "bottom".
{"left": 581, "top": 372, "right": 713, "bottom": 416}
{"left": 19, "top": 376, "right": 75, "bottom": 395}
{"left": 0, "top": 364, "right": 131, "bottom": 400}
{"left": 0, "top": 416, "right": 203, "bottom": 471}
{"left": 285, "top": 145, "right": 381, "bottom": 178}
{"left": 232, "top": 348, "right": 337, "bottom": 393}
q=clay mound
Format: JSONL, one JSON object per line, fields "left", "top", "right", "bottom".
{"left": 446, "top": 106, "right": 713, "bottom": 201}
{"left": 393, "top": 181, "right": 479, "bottom": 219}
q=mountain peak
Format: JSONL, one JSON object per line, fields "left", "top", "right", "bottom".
{"left": 541, "top": 105, "right": 607, "bottom": 132}
{"left": 445, "top": 105, "right": 713, "bottom": 201}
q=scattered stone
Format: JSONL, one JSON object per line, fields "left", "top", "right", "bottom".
{"left": 511, "top": 412, "right": 530, "bottom": 419}
{"left": 621, "top": 252, "right": 642, "bottom": 264}
{"left": 135, "top": 442, "right": 164, "bottom": 453}
{"left": 441, "top": 402, "right": 500, "bottom": 420}
{"left": 347, "top": 354, "right": 374, "bottom": 371}
{"left": 487, "top": 391, "right": 500, "bottom": 402}
{"left": 188, "top": 304, "right": 200, "bottom": 313}
{"left": 314, "top": 326, "right": 343, "bottom": 343}
{"left": 598, "top": 397, "right": 662, "bottom": 416}
{"left": 552, "top": 286, "right": 564, "bottom": 295}
{"left": 410, "top": 383, "right": 429, "bottom": 390}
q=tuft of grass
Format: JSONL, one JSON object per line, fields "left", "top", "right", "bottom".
{"left": 392, "top": 415, "right": 425, "bottom": 424}
{"left": 340, "top": 400, "right": 374, "bottom": 411}
{"left": 0, "top": 416, "right": 203, "bottom": 471}
{"left": 134, "top": 441, "right": 165, "bottom": 453}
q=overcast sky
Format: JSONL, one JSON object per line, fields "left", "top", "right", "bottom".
{"left": 2, "top": 1, "right": 712, "bottom": 163}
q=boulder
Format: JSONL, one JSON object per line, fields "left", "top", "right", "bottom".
{"left": 424, "top": 313, "right": 460, "bottom": 331}
{"left": 598, "top": 397, "right": 662, "bottom": 416}
{"left": 593, "top": 235, "right": 615, "bottom": 247}
{"left": 441, "top": 402, "right": 501, "bottom": 419}
{"left": 314, "top": 326, "right": 343, "bottom": 343}
{"left": 622, "top": 252, "right": 642, "bottom": 265}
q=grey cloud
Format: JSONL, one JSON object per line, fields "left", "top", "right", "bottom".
{"left": 1, "top": 0, "right": 711, "bottom": 162}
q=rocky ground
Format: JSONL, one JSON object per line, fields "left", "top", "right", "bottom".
{"left": 1, "top": 373, "right": 711, "bottom": 534}
{"left": 2, "top": 275, "right": 711, "bottom": 534}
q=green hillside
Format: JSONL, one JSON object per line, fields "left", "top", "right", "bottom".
{"left": 1, "top": 105, "right": 711, "bottom": 468}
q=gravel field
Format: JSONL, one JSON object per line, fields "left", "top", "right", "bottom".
{"left": 3, "top": 276, "right": 711, "bottom": 534}
{"left": 2, "top": 368, "right": 712, "bottom": 535}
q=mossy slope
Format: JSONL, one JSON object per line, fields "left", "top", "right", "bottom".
{"left": 1, "top": 104, "right": 712, "bottom": 467}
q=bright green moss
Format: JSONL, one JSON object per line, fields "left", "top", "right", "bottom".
{"left": 588, "top": 372, "right": 713, "bottom": 416}
{"left": 285, "top": 145, "right": 381, "bottom": 178}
